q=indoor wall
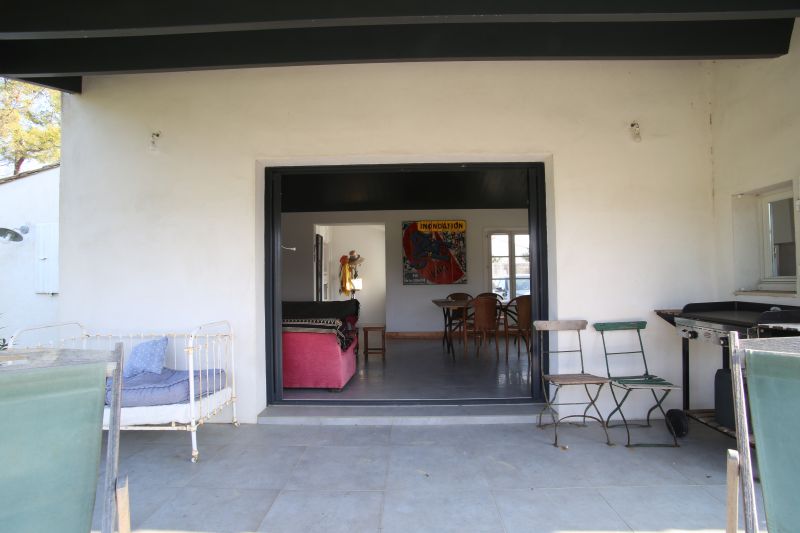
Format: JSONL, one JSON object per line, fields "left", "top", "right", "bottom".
{"left": 283, "top": 209, "right": 526, "bottom": 333}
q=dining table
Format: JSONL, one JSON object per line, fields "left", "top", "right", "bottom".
{"left": 432, "top": 297, "right": 517, "bottom": 356}
{"left": 432, "top": 298, "right": 469, "bottom": 355}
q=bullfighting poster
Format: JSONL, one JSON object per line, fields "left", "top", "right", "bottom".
{"left": 402, "top": 220, "right": 467, "bottom": 285}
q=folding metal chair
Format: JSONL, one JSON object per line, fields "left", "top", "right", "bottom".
{"left": 594, "top": 321, "right": 679, "bottom": 447}
{"left": 534, "top": 320, "right": 612, "bottom": 447}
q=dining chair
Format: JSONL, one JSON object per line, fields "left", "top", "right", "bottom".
{"left": 505, "top": 295, "right": 532, "bottom": 358}
{"left": 463, "top": 296, "right": 502, "bottom": 358}
{"left": 446, "top": 292, "right": 472, "bottom": 345}
{"left": 476, "top": 292, "right": 502, "bottom": 300}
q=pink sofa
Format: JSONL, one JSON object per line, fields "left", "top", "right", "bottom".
{"left": 282, "top": 330, "right": 357, "bottom": 390}
{"left": 281, "top": 300, "right": 360, "bottom": 390}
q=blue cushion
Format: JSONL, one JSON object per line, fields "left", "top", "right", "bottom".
{"left": 106, "top": 369, "right": 227, "bottom": 407}
{"left": 123, "top": 337, "right": 168, "bottom": 378}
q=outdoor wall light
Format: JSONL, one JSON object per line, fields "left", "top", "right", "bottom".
{"left": 0, "top": 225, "right": 29, "bottom": 243}
{"left": 630, "top": 121, "right": 642, "bottom": 142}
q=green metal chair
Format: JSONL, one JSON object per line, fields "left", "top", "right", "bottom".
{"left": 593, "top": 321, "right": 679, "bottom": 447}
{"left": 535, "top": 320, "right": 612, "bottom": 447}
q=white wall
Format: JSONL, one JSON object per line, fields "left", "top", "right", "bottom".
{"left": 283, "top": 209, "right": 526, "bottom": 331}
{"left": 712, "top": 20, "right": 800, "bottom": 305}
{"left": 0, "top": 166, "right": 60, "bottom": 342}
{"left": 326, "top": 224, "right": 386, "bottom": 327}
{"left": 61, "top": 57, "right": 718, "bottom": 421}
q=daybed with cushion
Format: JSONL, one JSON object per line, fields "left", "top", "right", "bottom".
{"left": 10, "top": 321, "right": 236, "bottom": 463}
{"left": 282, "top": 300, "right": 359, "bottom": 390}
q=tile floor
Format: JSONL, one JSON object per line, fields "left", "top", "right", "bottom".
{"left": 282, "top": 338, "right": 533, "bottom": 401}
{"left": 93, "top": 420, "right": 766, "bottom": 533}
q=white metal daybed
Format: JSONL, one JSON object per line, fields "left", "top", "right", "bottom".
{"left": 10, "top": 321, "right": 237, "bottom": 462}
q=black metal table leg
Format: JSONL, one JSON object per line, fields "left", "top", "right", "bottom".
{"left": 441, "top": 307, "right": 448, "bottom": 348}
{"left": 682, "top": 337, "right": 690, "bottom": 410}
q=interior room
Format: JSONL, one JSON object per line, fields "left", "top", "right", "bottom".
{"left": 278, "top": 164, "right": 542, "bottom": 402}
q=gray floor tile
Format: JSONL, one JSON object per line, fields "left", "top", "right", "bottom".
{"left": 118, "top": 442, "right": 221, "bottom": 488}
{"left": 187, "top": 444, "right": 305, "bottom": 490}
{"left": 286, "top": 446, "right": 389, "bottom": 490}
{"left": 494, "top": 488, "right": 633, "bottom": 533}
{"left": 137, "top": 487, "right": 278, "bottom": 533}
{"left": 382, "top": 489, "right": 504, "bottom": 533}
{"left": 566, "top": 441, "right": 693, "bottom": 487}
{"left": 91, "top": 421, "right": 748, "bottom": 533}
{"left": 387, "top": 445, "right": 489, "bottom": 489}
{"left": 389, "top": 424, "right": 487, "bottom": 447}
{"left": 475, "top": 443, "right": 589, "bottom": 489}
{"left": 257, "top": 490, "right": 382, "bottom": 533}
{"left": 243, "top": 424, "right": 323, "bottom": 447}
{"left": 92, "top": 482, "right": 178, "bottom": 531}
{"left": 703, "top": 483, "right": 769, "bottom": 530}
{"left": 315, "top": 425, "right": 391, "bottom": 446}
{"left": 599, "top": 484, "right": 727, "bottom": 531}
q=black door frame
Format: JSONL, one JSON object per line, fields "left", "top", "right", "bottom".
{"left": 265, "top": 162, "right": 548, "bottom": 404}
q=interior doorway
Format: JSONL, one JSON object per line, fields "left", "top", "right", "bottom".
{"left": 265, "top": 163, "right": 548, "bottom": 404}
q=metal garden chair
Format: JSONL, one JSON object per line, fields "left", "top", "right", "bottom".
{"left": 593, "top": 321, "right": 679, "bottom": 447}
{"left": 534, "top": 320, "right": 612, "bottom": 447}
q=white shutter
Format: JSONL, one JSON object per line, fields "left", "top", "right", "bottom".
{"left": 35, "top": 223, "right": 59, "bottom": 294}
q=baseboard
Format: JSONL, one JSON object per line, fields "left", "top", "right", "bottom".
{"left": 385, "top": 331, "right": 442, "bottom": 340}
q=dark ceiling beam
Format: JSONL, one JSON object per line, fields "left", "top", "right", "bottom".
{"left": 1, "top": 1, "right": 799, "bottom": 39}
{"left": 18, "top": 76, "right": 82, "bottom": 93}
{"left": 1, "top": 19, "right": 793, "bottom": 79}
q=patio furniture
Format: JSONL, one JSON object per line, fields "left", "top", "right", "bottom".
{"left": 282, "top": 318, "right": 357, "bottom": 390}
{"left": 363, "top": 324, "right": 386, "bottom": 361}
{"left": 506, "top": 295, "right": 532, "bottom": 358}
{"left": 477, "top": 291, "right": 502, "bottom": 300}
{"left": 534, "top": 320, "right": 612, "bottom": 447}
{"left": 432, "top": 297, "right": 471, "bottom": 358}
{"left": 463, "top": 296, "right": 502, "bottom": 358}
{"left": 0, "top": 345, "right": 130, "bottom": 533}
{"left": 10, "top": 321, "right": 238, "bottom": 463}
{"left": 594, "top": 321, "right": 680, "bottom": 447}
{"left": 446, "top": 292, "right": 472, "bottom": 344}
{"left": 727, "top": 334, "right": 800, "bottom": 533}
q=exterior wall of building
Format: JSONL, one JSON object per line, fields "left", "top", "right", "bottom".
{"left": 0, "top": 166, "right": 60, "bottom": 343}
{"left": 61, "top": 58, "right": 718, "bottom": 422}
{"left": 712, "top": 23, "right": 800, "bottom": 304}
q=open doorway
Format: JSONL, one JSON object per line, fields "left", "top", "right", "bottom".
{"left": 266, "top": 163, "right": 547, "bottom": 404}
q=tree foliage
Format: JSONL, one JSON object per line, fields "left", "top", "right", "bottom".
{"left": 0, "top": 78, "right": 61, "bottom": 176}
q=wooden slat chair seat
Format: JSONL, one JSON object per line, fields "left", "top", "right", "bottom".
{"left": 593, "top": 320, "right": 680, "bottom": 447}
{"left": 543, "top": 373, "right": 611, "bottom": 386}
{"left": 534, "top": 319, "right": 612, "bottom": 447}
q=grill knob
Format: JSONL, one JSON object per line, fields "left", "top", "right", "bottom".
{"left": 683, "top": 329, "right": 698, "bottom": 339}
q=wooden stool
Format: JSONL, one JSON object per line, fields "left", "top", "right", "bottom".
{"left": 362, "top": 324, "right": 386, "bottom": 360}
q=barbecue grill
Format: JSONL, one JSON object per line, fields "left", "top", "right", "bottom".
{"left": 657, "top": 301, "right": 800, "bottom": 438}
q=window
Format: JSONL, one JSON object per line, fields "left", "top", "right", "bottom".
{"left": 488, "top": 232, "right": 530, "bottom": 300}
{"left": 759, "top": 189, "right": 796, "bottom": 291}
{"left": 731, "top": 181, "right": 800, "bottom": 295}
